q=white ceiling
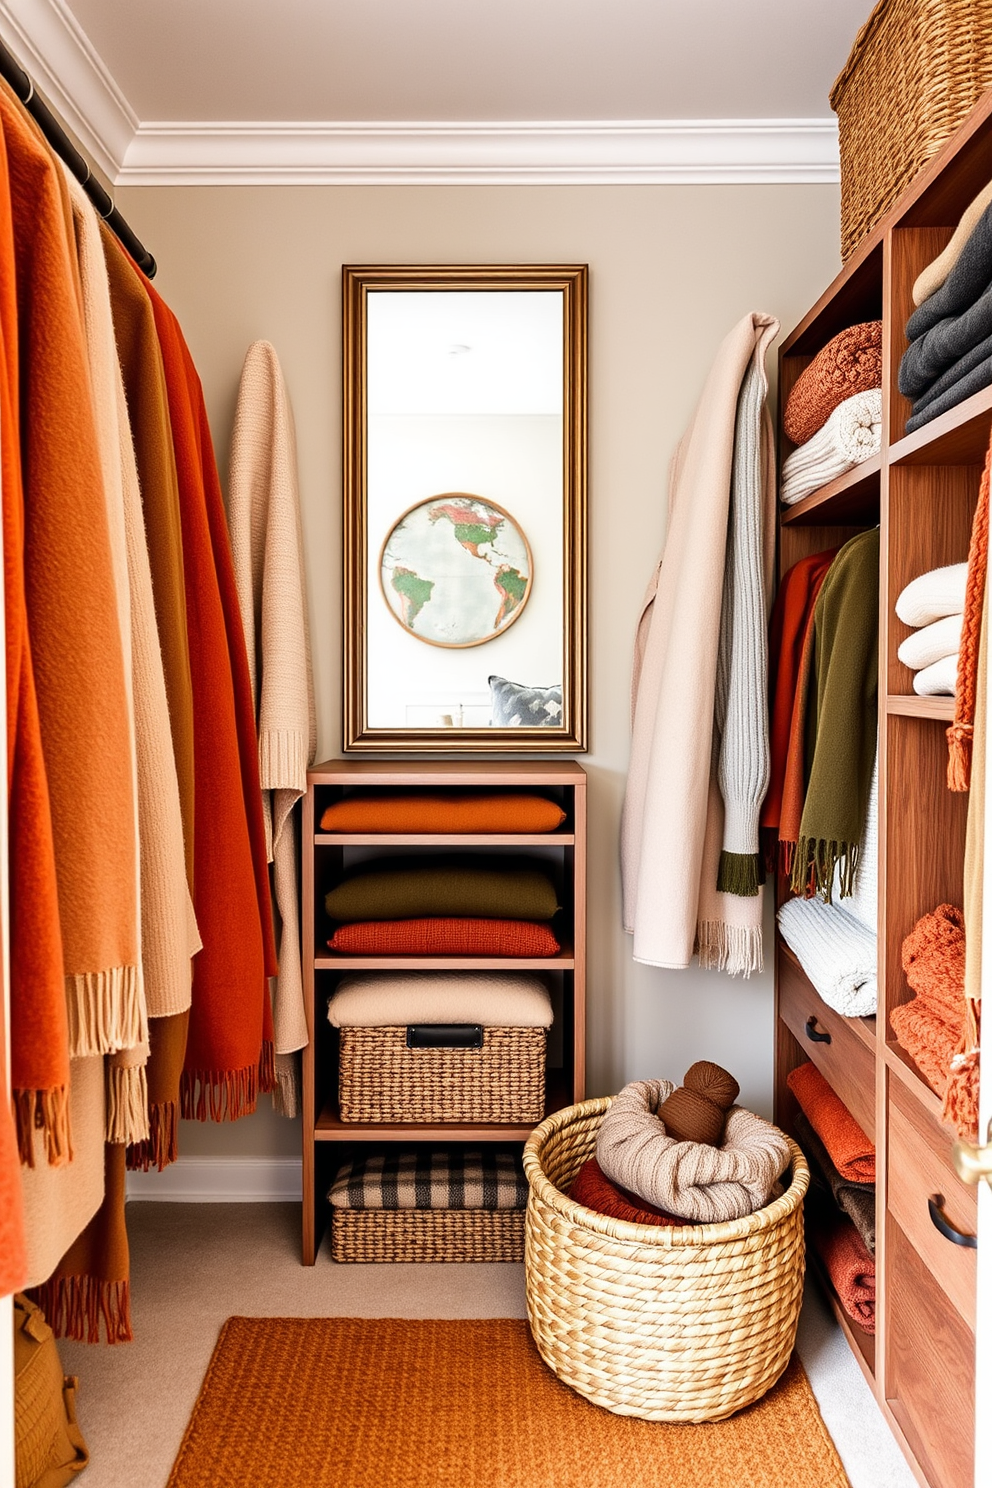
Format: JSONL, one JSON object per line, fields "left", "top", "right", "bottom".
{"left": 0, "top": 0, "right": 874, "bottom": 184}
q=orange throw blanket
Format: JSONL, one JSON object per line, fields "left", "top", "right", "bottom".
{"left": 569, "top": 1156, "right": 686, "bottom": 1227}
{"left": 890, "top": 906, "right": 978, "bottom": 1134}
{"left": 320, "top": 793, "right": 566, "bottom": 835}
{"left": 783, "top": 322, "right": 883, "bottom": 446}
{"left": 786, "top": 1062, "right": 875, "bottom": 1183}
{"left": 142, "top": 277, "right": 277, "bottom": 1121}
{"left": 327, "top": 919, "right": 561, "bottom": 957}
{"left": 808, "top": 1190, "right": 875, "bottom": 1334}
{"left": 947, "top": 434, "right": 989, "bottom": 791}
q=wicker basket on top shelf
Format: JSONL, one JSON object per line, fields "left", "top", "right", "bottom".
{"left": 831, "top": 0, "right": 992, "bottom": 261}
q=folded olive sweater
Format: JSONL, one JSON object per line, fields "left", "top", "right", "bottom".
{"left": 325, "top": 861, "right": 560, "bottom": 923}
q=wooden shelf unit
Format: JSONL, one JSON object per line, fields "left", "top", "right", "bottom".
{"left": 773, "top": 87, "right": 992, "bottom": 1488}
{"left": 301, "top": 758, "right": 587, "bottom": 1265}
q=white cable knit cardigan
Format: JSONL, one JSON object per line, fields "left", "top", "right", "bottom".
{"left": 227, "top": 341, "right": 317, "bottom": 1116}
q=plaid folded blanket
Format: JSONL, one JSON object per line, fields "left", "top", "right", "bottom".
{"left": 329, "top": 1149, "right": 529, "bottom": 1211}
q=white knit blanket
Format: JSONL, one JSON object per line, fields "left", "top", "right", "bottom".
{"left": 777, "top": 896, "right": 877, "bottom": 1016}
{"left": 896, "top": 562, "right": 968, "bottom": 627}
{"left": 914, "top": 653, "right": 959, "bottom": 696}
{"left": 780, "top": 389, "right": 881, "bottom": 506}
{"left": 327, "top": 972, "right": 554, "bottom": 1028}
{"left": 897, "top": 612, "right": 963, "bottom": 670}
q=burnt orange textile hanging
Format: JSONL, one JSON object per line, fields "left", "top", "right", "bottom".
{"left": 139, "top": 273, "right": 276, "bottom": 1119}
{"left": 0, "top": 1020, "right": 27, "bottom": 1296}
{"left": 0, "top": 114, "right": 68, "bottom": 1167}
{"left": 947, "top": 434, "right": 990, "bottom": 791}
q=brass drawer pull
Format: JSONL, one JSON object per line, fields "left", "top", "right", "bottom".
{"left": 805, "top": 1016, "right": 831, "bottom": 1044}
{"left": 927, "top": 1194, "right": 977, "bottom": 1249}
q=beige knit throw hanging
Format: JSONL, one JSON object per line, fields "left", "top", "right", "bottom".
{"left": 227, "top": 341, "right": 316, "bottom": 1117}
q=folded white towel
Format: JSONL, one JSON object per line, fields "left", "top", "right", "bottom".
{"left": 780, "top": 389, "right": 882, "bottom": 506}
{"left": 897, "top": 612, "right": 963, "bottom": 670}
{"left": 777, "top": 896, "right": 877, "bottom": 1017}
{"left": 326, "top": 971, "right": 554, "bottom": 1028}
{"left": 895, "top": 562, "right": 968, "bottom": 627}
{"left": 913, "top": 652, "right": 959, "bottom": 696}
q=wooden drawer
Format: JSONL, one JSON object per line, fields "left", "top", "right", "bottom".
{"left": 887, "top": 1075, "right": 976, "bottom": 1328}
{"left": 886, "top": 1218, "right": 975, "bottom": 1488}
{"left": 778, "top": 947, "right": 875, "bottom": 1140}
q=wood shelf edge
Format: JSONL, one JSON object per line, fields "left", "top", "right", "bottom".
{"left": 883, "top": 1041, "right": 946, "bottom": 1123}
{"left": 779, "top": 454, "right": 882, "bottom": 527}
{"left": 888, "top": 384, "right": 992, "bottom": 468}
{"left": 885, "top": 694, "right": 955, "bottom": 721}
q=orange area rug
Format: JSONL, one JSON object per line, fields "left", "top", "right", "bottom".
{"left": 167, "top": 1317, "right": 850, "bottom": 1488}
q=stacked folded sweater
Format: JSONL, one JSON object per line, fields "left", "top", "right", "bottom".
{"left": 894, "top": 563, "right": 967, "bottom": 695}
{"left": 781, "top": 323, "right": 883, "bottom": 506}
{"left": 324, "top": 857, "right": 562, "bottom": 956}
{"left": 889, "top": 904, "right": 969, "bottom": 1104}
{"left": 901, "top": 182, "right": 992, "bottom": 434}
{"left": 326, "top": 971, "right": 555, "bottom": 1029}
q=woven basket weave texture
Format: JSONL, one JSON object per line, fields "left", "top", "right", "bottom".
{"left": 337, "top": 1025, "right": 546, "bottom": 1124}
{"left": 830, "top": 0, "right": 992, "bottom": 261}
{"left": 523, "top": 1097, "right": 809, "bottom": 1423}
{"left": 331, "top": 1208, "right": 525, "bottom": 1263}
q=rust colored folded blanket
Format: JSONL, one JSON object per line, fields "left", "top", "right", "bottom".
{"left": 326, "top": 919, "right": 561, "bottom": 957}
{"left": 890, "top": 904, "right": 974, "bottom": 1118}
{"left": 808, "top": 1191, "right": 875, "bottom": 1334}
{"left": 325, "top": 863, "right": 560, "bottom": 922}
{"left": 786, "top": 1062, "right": 875, "bottom": 1183}
{"left": 568, "top": 1157, "right": 687, "bottom": 1228}
{"left": 320, "top": 792, "right": 566, "bottom": 834}
{"left": 783, "top": 321, "right": 883, "bottom": 447}
{"left": 794, "top": 1111, "right": 875, "bottom": 1254}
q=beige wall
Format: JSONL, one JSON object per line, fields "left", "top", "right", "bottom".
{"left": 116, "top": 182, "right": 841, "bottom": 1158}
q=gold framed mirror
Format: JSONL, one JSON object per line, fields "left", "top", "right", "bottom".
{"left": 342, "top": 264, "right": 587, "bottom": 752}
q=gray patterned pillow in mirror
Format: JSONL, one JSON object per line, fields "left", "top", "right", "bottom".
{"left": 489, "top": 675, "right": 563, "bottom": 727}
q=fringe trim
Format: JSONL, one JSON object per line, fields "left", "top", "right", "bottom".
{"left": 14, "top": 1085, "right": 72, "bottom": 1168}
{"left": 106, "top": 1063, "right": 150, "bottom": 1146}
{"left": 717, "top": 850, "right": 763, "bottom": 896}
{"left": 272, "top": 1052, "right": 300, "bottom": 1118}
{"left": 789, "top": 836, "right": 859, "bottom": 901}
{"left": 127, "top": 1102, "right": 178, "bottom": 1172}
{"left": 946, "top": 721, "right": 974, "bottom": 793}
{"left": 941, "top": 998, "right": 981, "bottom": 1142}
{"left": 695, "top": 921, "right": 763, "bottom": 978}
{"left": 259, "top": 1038, "right": 275, "bottom": 1095}
{"left": 30, "top": 1276, "right": 132, "bottom": 1345}
{"left": 66, "top": 965, "right": 145, "bottom": 1058}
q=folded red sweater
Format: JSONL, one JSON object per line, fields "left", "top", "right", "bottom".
{"left": 326, "top": 918, "right": 561, "bottom": 958}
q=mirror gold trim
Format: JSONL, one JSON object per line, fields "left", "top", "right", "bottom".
{"left": 342, "top": 264, "right": 588, "bottom": 752}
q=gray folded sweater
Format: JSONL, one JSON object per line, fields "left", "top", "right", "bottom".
{"left": 899, "top": 279, "right": 992, "bottom": 398}
{"left": 907, "top": 197, "right": 992, "bottom": 340}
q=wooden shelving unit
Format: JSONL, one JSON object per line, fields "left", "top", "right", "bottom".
{"left": 773, "top": 86, "right": 992, "bottom": 1488}
{"left": 301, "top": 758, "right": 586, "bottom": 1264}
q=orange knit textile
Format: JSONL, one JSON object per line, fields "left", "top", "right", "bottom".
{"left": 786, "top": 1062, "right": 875, "bottom": 1183}
{"left": 947, "top": 435, "right": 989, "bottom": 791}
{"left": 901, "top": 903, "right": 967, "bottom": 1023}
{"left": 326, "top": 919, "right": 561, "bottom": 957}
{"left": 890, "top": 905, "right": 977, "bottom": 1135}
{"left": 783, "top": 322, "right": 883, "bottom": 447}
{"left": 808, "top": 1194, "right": 875, "bottom": 1334}
{"left": 320, "top": 793, "right": 566, "bottom": 835}
{"left": 568, "top": 1157, "right": 685, "bottom": 1227}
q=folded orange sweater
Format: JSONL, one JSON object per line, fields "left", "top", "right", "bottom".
{"left": 320, "top": 792, "right": 566, "bottom": 835}
{"left": 327, "top": 918, "right": 561, "bottom": 958}
{"left": 784, "top": 321, "right": 883, "bottom": 446}
{"left": 786, "top": 1062, "right": 875, "bottom": 1183}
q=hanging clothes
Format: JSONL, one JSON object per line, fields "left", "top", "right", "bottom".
{"left": 227, "top": 341, "right": 316, "bottom": 1116}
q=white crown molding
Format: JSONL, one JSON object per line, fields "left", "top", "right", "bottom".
{"left": 118, "top": 117, "right": 839, "bottom": 187}
{"left": 126, "top": 1156, "right": 303, "bottom": 1203}
{"left": 0, "top": 0, "right": 135, "bottom": 177}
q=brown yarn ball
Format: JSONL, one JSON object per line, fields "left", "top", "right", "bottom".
{"left": 657, "top": 1061, "right": 741, "bottom": 1147}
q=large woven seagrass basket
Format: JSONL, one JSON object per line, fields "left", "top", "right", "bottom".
{"left": 831, "top": 0, "right": 992, "bottom": 261}
{"left": 523, "top": 1097, "right": 809, "bottom": 1423}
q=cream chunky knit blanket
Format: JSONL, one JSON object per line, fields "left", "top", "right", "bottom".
{"left": 895, "top": 563, "right": 968, "bottom": 627}
{"left": 596, "top": 1079, "right": 792, "bottom": 1223}
{"left": 780, "top": 389, "right": 881, "bottom": 507}
{"left": 777, "top": 898, "right": 877, "bottom": 1017}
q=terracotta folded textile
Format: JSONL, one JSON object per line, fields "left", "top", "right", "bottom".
{"left": 786, "top": 1062, "right": 875, "bottom": 1183}
{"left": 890, "top": 904, "right": 977, "bottom": 1131}
{"left": 783, "top": 321, "right": 882, "bottom": 446}
{"left": 325, "top": 862, "right": 560, "bottom": 923}
{"left": 794, "top": 1111, "right": 875, "bottom": 1254}
{"left": 320, "top": 792, "right": 566, "bottom": 835}
{"left": 808, "top": 1189, "right": 875, "bottom": 1334}
{"left": 326, "top": 919, "right": 561, "bottom": 958}
{"left": 568, "top": 1157, "right": 687, "bottom": 1228}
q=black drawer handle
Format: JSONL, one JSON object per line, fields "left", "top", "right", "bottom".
{"left": 805, "top": 1016, "right": 831, "bottom": 1044}
{"left": 406, "top": 1024, "right": 483, "bottom": 1050}
{"left": 928, "top": 1194, "right": 977, "bottom": 1249}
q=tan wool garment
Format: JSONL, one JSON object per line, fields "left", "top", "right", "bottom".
{"left": 327, "top": 972, "right": 553, "bottom": 1028}
{"left": 20, "top": 1056, "right": 105, "bottom": 1289}
{"left": 621, "top": 313, "right": 778, "bottom": 972}
{"left": 226, "top": 341, "right": 316, "bottom": 1116}
{"left": 596, "top": 1079, "right": 792, "bottom": 1224}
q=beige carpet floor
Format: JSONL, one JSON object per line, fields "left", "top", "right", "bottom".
{"left": 59, "top": 1203, "right": 916, "bottom": 1488}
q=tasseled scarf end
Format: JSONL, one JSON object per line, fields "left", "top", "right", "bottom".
{"left": 942, "top": 998, "right": 981, "bottom": 1142}
{"left": 717, "top": 850, "right": 764, "bottom": 897}
{"left": 180, "top": 1042, "right": 276, "bottom": 1123}
{"left": 14, "top": 1085, "right": 72, "bottom": 1168}
{"left": 30, "top": 1275, "right": 132, "bottom": 1345}
{"left": 696, "top": 921, "right": 763, "bottom": 978}
{"left": 789, "top": 837, "right": 860, "bottom": 901}
{"left": 127, "top": 1101, "right": 178, "bottom": 1172}
{"left": 946, "top": 721, "right": 974, "bottom": 793}
{"left": 65, "top": 965, "right": 145, "bottom": 1059}
{"left": 106, "top": 1063, "right": 150, "bottom": 1146}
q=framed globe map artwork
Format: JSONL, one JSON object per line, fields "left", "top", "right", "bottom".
{"left": 379, "top": 494, "right": 532, "bottom": 648}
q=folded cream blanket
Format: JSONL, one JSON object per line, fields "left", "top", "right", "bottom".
{"left": 914, "top": 653, "right": 959, "bottom": 697}
{"left": 326, "top": 972, "right": 553, "bottom": 1028}
{"left": 897, "top": 613, "right": 963, "bottom": 670}
{"left": 778, "top": 897, "right": 877, "bottom": 1017}
{"left": 595, "top": 1079, "right": 792, "bottom": 1223}
{"left": 780, "top": 389, "right": 882, "bottom": 506}
{"left": 895, "top": 563, "right": 968, "bottom": 628}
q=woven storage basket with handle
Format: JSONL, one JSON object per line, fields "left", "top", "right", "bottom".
{"left": 523, "top": 1098, "right": 809, "bottom": 1423}
{"left": 831, "top": 0, "right": 992, "bottom": 261}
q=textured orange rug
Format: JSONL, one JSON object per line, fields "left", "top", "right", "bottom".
{"left": 167, "top": 1318, "right": 850, "bottom": 1488}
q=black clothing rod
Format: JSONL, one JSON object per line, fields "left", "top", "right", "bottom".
{"left": 0, "top": 37, "right": 156, "bottom": 278}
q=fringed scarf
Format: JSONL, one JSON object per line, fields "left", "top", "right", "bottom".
{"left": 947, "top": 435, "right": 990, "bottom": 791}
{"left": 790, "top": 529, "right": 879, "bottom": 901}
{"left": 144, "top": 283, "right": 277, "bottom": 1121}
